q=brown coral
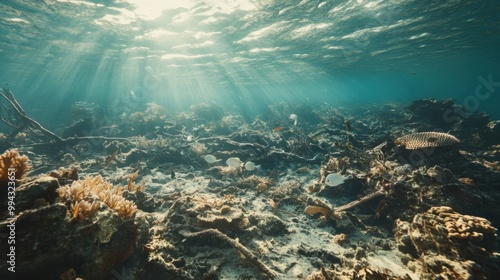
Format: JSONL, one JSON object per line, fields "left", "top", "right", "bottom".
{"left": 394, "top": 132, "right": 460, "bottom": 150}
{"left": 0, "top": 149, "right": 31, "bottom": 186}
{"left": 429, "top": 206, "right": 497, "bottom": 242}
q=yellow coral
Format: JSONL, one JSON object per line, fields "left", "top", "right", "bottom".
{"left": 0, "top": 149, "right": 31, "bottom": 186}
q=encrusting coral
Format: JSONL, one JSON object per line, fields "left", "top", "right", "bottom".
{"left": 428, "top": 206, "right": 496, "bottom": 242}
{"left": 0, "top": 149, "right": 31, "bottom": 186}
{"left": 57, "top": 175, "right": 137, "bottom": 221}
{"left": 394, "top": 132, "right": 460, "bottom": 150}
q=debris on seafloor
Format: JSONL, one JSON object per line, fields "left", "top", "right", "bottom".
{"left": 1, "top": 97, "right": 499, "bottom": 279}
{"left": 181, "top": 229, "right": 277, "bottom": 279}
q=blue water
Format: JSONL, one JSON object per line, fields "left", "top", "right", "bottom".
{"left": 1, "top": 0, "right": 500, "bottom": 128}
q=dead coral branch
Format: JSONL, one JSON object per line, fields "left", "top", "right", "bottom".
{"left": 181, "top": 228, "right": 277, "bottom": 279}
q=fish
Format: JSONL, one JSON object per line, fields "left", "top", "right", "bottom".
{"left": 204, "top": 155, "right": 221, "bottom": 163}
{"left": 289, "top": 114, "right": 298, "bottom": 126}
{"left": 344, "top": 119, "right": 352, "bottom": 131}
{"left": 226, "top": 157, "right": 242, "bottom": 169}
{"left": 244, "top": 161, "right": 260, "bottom": 171}
{"left": 272, "top": 126, "right": 284, "bottom": 133}
{"left": 325, "top": 173, "right": 347, "bottom": 187}
{"left": 105, "top": 149, "right": 119, "bottom": 167}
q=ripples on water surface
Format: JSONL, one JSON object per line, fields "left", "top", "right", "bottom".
{"left": 0, "top": 0, "right": 499, "bottom": 122}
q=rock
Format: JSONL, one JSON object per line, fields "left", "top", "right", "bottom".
{"left": 0, "top": 175, "right": 60, "bottom": 218}
{"left": 0, "top": 175, "right": 138, "bottom": 279}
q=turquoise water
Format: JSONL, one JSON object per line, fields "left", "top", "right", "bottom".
{"left": 1, "top": 0, "right": 499, "bottom": 126}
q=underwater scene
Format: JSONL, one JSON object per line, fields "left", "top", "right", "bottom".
{"left": 1, "top": 0, "right": 500, "bottom": 279}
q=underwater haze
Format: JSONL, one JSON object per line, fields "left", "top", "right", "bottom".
{"left": 3, "top": 1, "right": 500, "bottom": 280}
{"left": 1, "top": 0, "right": 500, "bottom": 126}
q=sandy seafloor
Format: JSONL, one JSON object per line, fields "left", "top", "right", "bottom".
{"left": 1, "top": 99, "right": 500, "bottom": 280}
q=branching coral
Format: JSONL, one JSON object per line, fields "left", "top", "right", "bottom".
{"left": 57, "top": 175, "right": 137, "bottom": 221}
{"left": 134, "top": 135, "right": 174, "bottom": 151}
{"left": 125, "top": 171, "right": 145, "bottom": 192}
{"left": 236, "top": 175, "right": 274, "bottom": 193}
{"left": 0, "top": 149, "right": 31, "bottom": 186}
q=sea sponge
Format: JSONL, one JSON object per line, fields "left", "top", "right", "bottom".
{"left": 394, "top": 132, "right": 460, "bottom": 150}
{"left": 57, "top": 175, "right": 137, "bottom": 221}
{"left": 305, "top": 205, "right": 332, "bottom": 220}
{"left": 0, "top": 149, "right": 32, "bottom": 186}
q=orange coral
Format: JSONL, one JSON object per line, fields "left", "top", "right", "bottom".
{"left": 58, "top": 175, "right": 137, "bottom": 221}
{"left": 0, "top": 149, "right": 32, "bottom": 186}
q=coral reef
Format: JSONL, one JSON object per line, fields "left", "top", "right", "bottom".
{"left": 0, "top": 173, "right": 138, "bottom": 279}
{"left": 57, "top": 175, "right": 137, "bottom": 220}
{"left": 0, "top": 149, "right": 31, "bottom": 187}
{"left": 394, "top": 207, "right": 499, "bottom": 279}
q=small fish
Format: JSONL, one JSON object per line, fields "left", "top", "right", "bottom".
{"left": 344, "top": 119, "right": 351, "bottom": 131}
{"left": 106, "top": 149, "right": 119, "bottom": 167}
{"left": 289, "top": 114, "right": 298, "bottom": 126}
{"left": 226, "top": 157, "right": 242, "bottom": 169}
{"left": 269, "top": 198, "right": 277, "bottom": 209}
{"left": 204, "top": 155, "right": 221, "bottom": 163}
{"left": 325, "top": 173, "right": 347, "bottom": 187}
{"left": 244, "top": 161, "right": 260, "bottom": 171}
{"left": 272, "top": 126, "right": 284, "bottom": 133}
{"left": 170, "top": 170, "right": 176, "bottom": 179}
{"left": 346, "top": 142, "right": 354, "bottom": 149}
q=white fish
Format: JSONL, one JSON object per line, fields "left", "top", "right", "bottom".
{"left": 204, "top": 155, "right": 221, "bottom": 163}
{"left": 325, "top": 173, "right": 347, "bottom": 187}
{"left": 289, "top": 114, "right": 298, "bottom": 126}
{"left": 226, "top": 157, "right": 242, "bottom": 169}
{"left": 244, "top": 161, "right": 260, "bottom": 171}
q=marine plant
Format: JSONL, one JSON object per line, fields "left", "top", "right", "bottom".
{"left": 57, "top": 175, "right": 137, "bottom": 221}
{"left": 0, "top": 149, "right": 31, "bottom": 186}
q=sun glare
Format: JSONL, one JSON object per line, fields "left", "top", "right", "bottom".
{"left": 124, "top": 0, "right": 197, "bottom": 20}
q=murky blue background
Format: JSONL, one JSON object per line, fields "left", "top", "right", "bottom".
{"left": 1, "top": 0, "right": 499, "bottom": 127}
